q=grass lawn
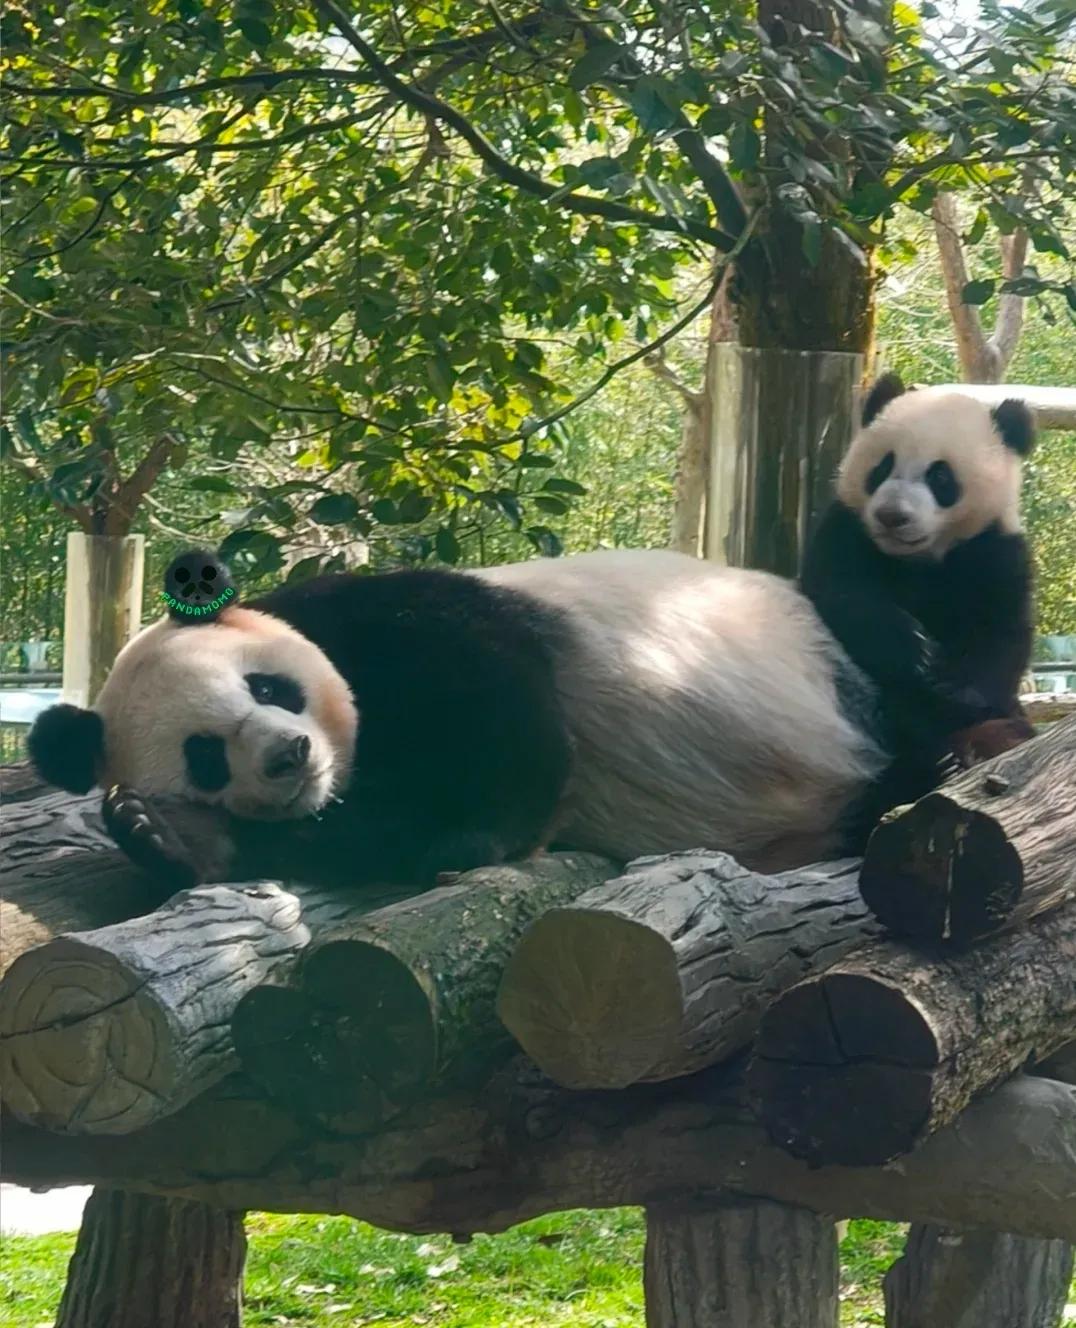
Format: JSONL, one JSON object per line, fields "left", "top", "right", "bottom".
{"left": 1, "top": 1209, "right": 915, "bottom": 1327}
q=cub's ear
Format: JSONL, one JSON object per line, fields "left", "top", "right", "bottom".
{"left": 862, "top": 372, "right": 906, "bottom": 427}
{"left": 992, "top": 399, "right": 1036, "bottom": 456}
{"left": 27, "top": 704, "right": 105, "bottom": 794}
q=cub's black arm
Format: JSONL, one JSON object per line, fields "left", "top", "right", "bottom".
{"left": 801, "top": 502, "right": 935, "bottom": 688}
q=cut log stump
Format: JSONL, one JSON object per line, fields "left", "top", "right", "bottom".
{"left": 644, "top": 1200, "right": 838, "bottom": 1328}
{"left": 860, "top": 712, "right": 1076, "bottom": 947}
{"left": 0, "top": 879, "right": 405, "bottom": 1134}
{"left": 883, "top": 1224, "right": 1074, "bottom": 1328}
{"left": 497, "top": 852, "right": 874, "bottom": 1089}
{"left": 232, "top": 852, "right": 614, "bottom": 1125}
{"left": 747, "top": 902, "right": 1076, "bottom": 1166}
{"left": 54, "top": 1189, "right": 245, "bottom": 1328}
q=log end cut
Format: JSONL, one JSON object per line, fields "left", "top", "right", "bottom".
{"left": 0, "top": 937, "right": 175, "bottom": 1134}
{"left": 496, "top": 908, "right": 682, "bottom": 1090}
{"left": 747, "top": 972, "right": 941, "bottom": 1167}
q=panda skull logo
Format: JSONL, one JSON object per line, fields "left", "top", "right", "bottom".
{"left": 162, "top": 550, "right": 237, "bottom": 622}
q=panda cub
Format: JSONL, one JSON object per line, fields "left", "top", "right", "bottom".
{"left": 802, "top": 373, "right": 1036, "bottom": 819}
{"left": 29, "top": 548, "right": 886, "bottom": 896}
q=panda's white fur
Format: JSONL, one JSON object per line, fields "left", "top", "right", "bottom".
{"left": 473, "top": 549, "right": 884, "bottom": 867}
{"left": 94, "top": 607, "right": 357, "bottom": 820}
{"left": 58, "top": 549, "right": 886, "bottom": 875}
{"left": 836, "top": 388, "right": 1024, "bottom": 559}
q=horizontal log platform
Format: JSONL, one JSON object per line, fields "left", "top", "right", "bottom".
{"left": 497, "top": 853, "right": 878, "bottom": 1089}
{"left": 232, "top": 852, "right": 614, "bottom": 1127}
{"left": 747, "top": 900, "right": 1076, "bottom": 1167}
{"left": 5, "top": 1062, "right": 1076, "bottom": 1243}
{"left": 0, "top": 880, "right": 403, "bottom": 1134}
{"left": 860, "top": 713, "right": 1076, "bottom": 947}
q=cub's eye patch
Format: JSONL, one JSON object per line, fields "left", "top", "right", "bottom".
{"left": 926, "top": 459, "right": 960, "bottom": 508}
{"left": 184, "top": 734, "right": 230, "bottom": 792}
{"left": 865, "top": 451, "right": 895, "bottom": 495}
{"left": 245, "top": 672, "right": 305, "bottom": 714}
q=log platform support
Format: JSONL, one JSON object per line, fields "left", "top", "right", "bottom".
{"left": 54, "top": 1189, "right": 245, "bottom": 1328}
{"left": 644, "top": 1200, "right": 839, "bottom": 1328}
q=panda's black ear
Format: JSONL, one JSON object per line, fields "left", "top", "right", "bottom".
{"left": 992, "top": 399, "right": 1036, "bottom": 456}
{"left": 862, "top": 373, "right": 906, "bottom": 426}
{"left": 27, "top": 703, "right": 105, "bottom": 794}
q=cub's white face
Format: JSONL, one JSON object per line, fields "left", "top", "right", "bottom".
{"left": 837, "top": 389, "right": 1025, "bottom": 560}
{"left": 94, "top": 607, "right": 358, "bottom": 819}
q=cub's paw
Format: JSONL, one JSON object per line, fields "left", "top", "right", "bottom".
{"left": 102, "top": 785, "right": 201, "bottom": 894}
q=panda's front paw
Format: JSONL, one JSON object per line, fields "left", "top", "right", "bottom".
{"left": 102, "top": 785, "right": 201, "bottom": 894}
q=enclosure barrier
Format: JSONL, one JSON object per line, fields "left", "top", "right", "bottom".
{"left": 2, "top": 715, "right": 1075, "bottom": 1328}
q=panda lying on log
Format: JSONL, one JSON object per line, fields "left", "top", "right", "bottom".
{"left": 26, "top": 381, "right": 1035, "bottom": 898}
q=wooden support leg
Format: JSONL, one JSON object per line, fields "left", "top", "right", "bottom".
{"left": 55, "top": 1188, "right": 246, "bottom": 1328}
{"left": 644, "top": 1199, "right": 839, "bottom": 1327}
{"left": 884, "top": 1223, "right": 1073, "bottom": 1328}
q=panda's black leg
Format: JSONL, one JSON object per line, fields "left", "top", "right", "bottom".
{"left": 102, "top": 785, "right": 203, "bottom": 895}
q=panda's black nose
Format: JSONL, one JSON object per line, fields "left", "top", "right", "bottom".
{"left": 877, "top": 506, "right": 911, "bottom": 530}
{"left": 264, "top": 734, "right": 311, "bottom": 779}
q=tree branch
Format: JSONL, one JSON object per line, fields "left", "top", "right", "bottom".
{"left": 993, "top": 225, "right": 1029, "bottom": 372}
{"left": 932, "top": 192, "right": 990, "bottom": 381}
{"left": 105, "top": 433, "right": 185, "bottom": 537}
{"left": 310, "top": 0, "right": 735, "bottom": 251}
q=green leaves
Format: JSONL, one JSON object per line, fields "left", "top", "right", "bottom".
{"left": 310, "top": 493, "right": 359, "bottom": 525}
{"left": 568, "top": 40, "right": 622, "bottom": 90}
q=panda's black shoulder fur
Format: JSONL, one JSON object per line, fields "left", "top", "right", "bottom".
{"left": 802, "top": 500, "right": 1032, "bottom": 746}
{"left": 242, "top": 567, "right": 574, "bottom": 884}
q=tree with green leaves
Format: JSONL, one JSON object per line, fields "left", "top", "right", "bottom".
{"left": 3, "top": 0, "right": 1074, "bottom": 587}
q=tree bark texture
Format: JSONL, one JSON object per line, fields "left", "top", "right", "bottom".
{"left": 232, "top": 853, "right": 613, "bottom": 1127}
{"left": 54, "top": 1188, "right": 245, "bottom": 1328}
{"left": 747, "top": 902, "right": 1076, "bottom": 1167}
{"left": 5, "top": 1065, "right": 1076, "bottom": 1243}
{"left": 644, "top": 1200, "right": 838, "bottom": 1328}
{"left": 0, "top": 879, "right": 407, "bottom": 1134}
{"left": 860, "top": 713, "right": 1076, "bottom": 947}
{"left": 497, "top": 853, "right": 876, "bottom": 1089}
{"left": 883, "top": 1223, "right": 1073, "bottom": 1328}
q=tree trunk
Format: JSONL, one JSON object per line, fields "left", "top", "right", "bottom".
{"left": 55, "top": 1189, "right": 245, "bottom": 1328}
{"left": 883, "top": 1224, "right": 1073, "bottom": 1328}
{"left": 747, "top": 901, "right": 1076, "bottom": 1167}
{"left": 497, "top": 852, "right": 875, "bottom": 1089}
{"left": 6, "top": 1064, "right": 1076, "bottom": 1241}
{"left": 644, "top": 1200, "right": 838, "bottom": 1328}
{"left": 62, "top": 532, "right": 145, "bottom": 707}
{"left": 233, "top": 853, "right": 613, "bottom": 1126}
{"left": 860, "top": 713, "right": 1076, "bottom": 947}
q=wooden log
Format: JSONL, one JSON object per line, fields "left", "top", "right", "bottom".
{"left": 0, "top": 879, "right": 405, "bottom": 1134}
{"left": 746, "top": 902, "right": 1076, "bottom": 1167}
{"left": 644, "top": 1200, "right": 838, "bottom": 1328}
{"left": 233, "top": 852, "right": 614, "bottom": 1123}
{"left": 0, "top": 791, "right": 153, "bottom": 978}
{"left": 860, "top": 712, "right": 1076, "bottom": 947}
{"left": 54, "top": 1189, "right": 245, "bottom": 1328}
{"left": 5, "top": 1065, "right": 1076, "bottom": 1243}
{"left": 883, "top": 1224, "right": 1074, "bottom": 1328}
{"left": 497, "top": 853, "right": 874, "bottom": 1089}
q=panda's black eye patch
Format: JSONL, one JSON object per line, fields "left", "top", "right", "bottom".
{"left": 926, "top": 460, "right": 960, "bottom": 508}
{"left": 245, "top": 672, "right": 305, "bottom": 714}
{"left": 184, "top": 734, "right": 230, "bottom": 792}
{"left": 865, "top": 451, "right": 895, "bottom": 495}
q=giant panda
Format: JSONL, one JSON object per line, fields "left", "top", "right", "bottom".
{"left": 801, "top": 373, "right": 1036, "bottom": 823}
{"left": 29, "top": 548, "right": 889, "bottom": 897}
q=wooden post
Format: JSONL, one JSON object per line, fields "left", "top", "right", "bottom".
{"left": 644, "top": 1200, "right": 838, "bottom": 1327}
{"left": 883, "top": 1224, "right": 1073, "bottom": 1328}
{"left": 62, "top": 532, "right": 145, "bottom": 707}
{"left": 54, "top": 1189, "right": 245, "bottom": 1328}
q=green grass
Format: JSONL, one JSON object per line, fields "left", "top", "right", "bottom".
{"left": 1, "top": 1212, "right": 1071, "bottom": 1327}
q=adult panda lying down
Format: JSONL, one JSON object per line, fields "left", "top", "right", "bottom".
{"left": 29, "top": 547, "right": 889, "bottom": 895}
{"left": 27, "top": 383, "right": 1034, "bottom": 897}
